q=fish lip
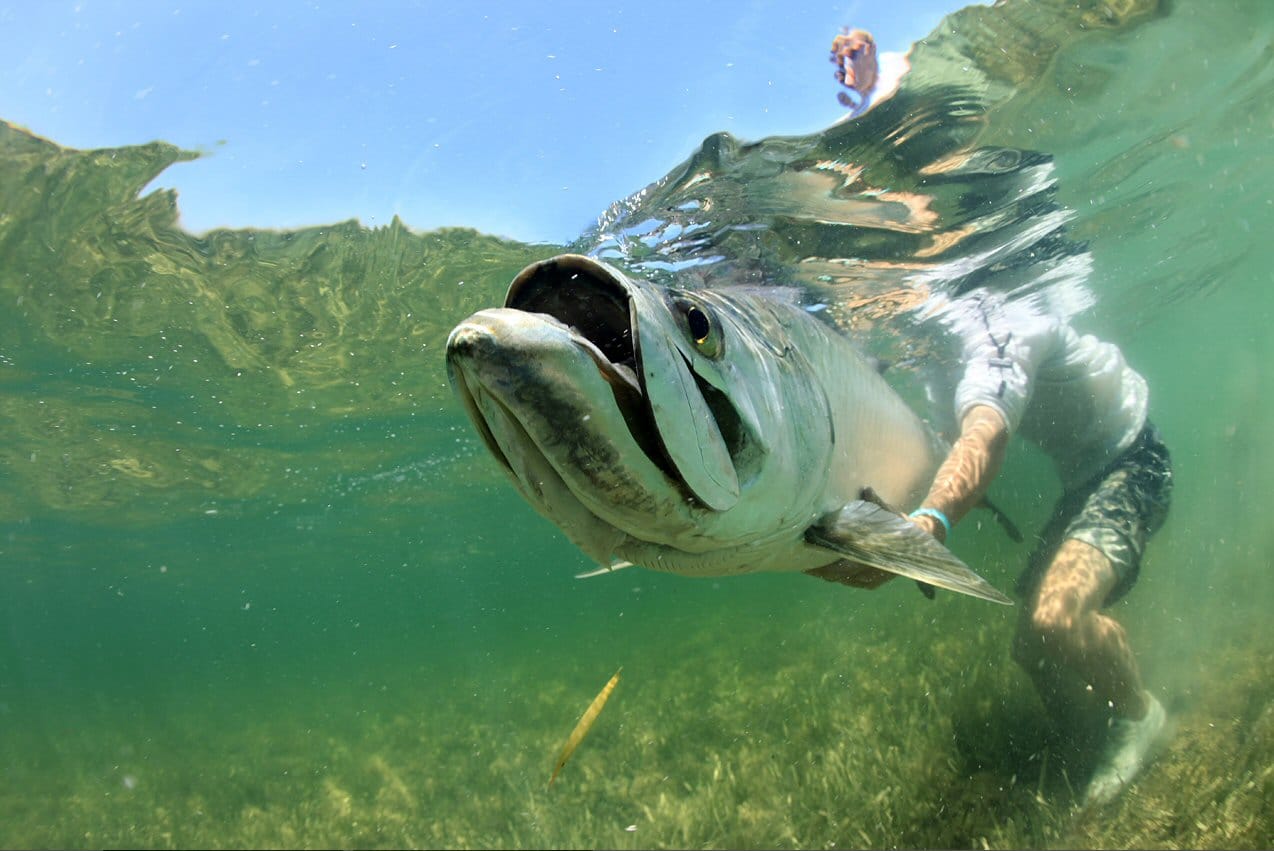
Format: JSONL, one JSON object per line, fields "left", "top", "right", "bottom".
{"left": 504, "top": 254, "right": 754, "bottom": 509}
{"left": 505, "top": 255, "right": 679, "bottom": 482}
{"left": 506, "top": 254, "right": 638, "bottom": 375}
{"left": 446, "top": 312, "right": 644, "bottom": 474}
{"left": 445, "top": 326, "right": 514, "bottom": 474}
{"left": 447, "top": 306, "right": 709, "bottom": 559}
{"left": 573, "top": 334, "right": 642, "bottom": 399}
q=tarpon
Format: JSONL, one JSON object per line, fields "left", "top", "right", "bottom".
{"left": 445, "top": 254, "right": 1010, "bottom": 604}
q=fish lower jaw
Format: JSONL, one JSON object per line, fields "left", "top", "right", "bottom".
{"left": 451, "top": 377, "right": 662, "bottom": 566}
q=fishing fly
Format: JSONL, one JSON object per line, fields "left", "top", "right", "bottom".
{"left": 548, "top": 667, "right": 622, "bottom": 788}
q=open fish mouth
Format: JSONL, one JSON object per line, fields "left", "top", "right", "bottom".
{"left": 448, "top": 253, "right": 753, "bottom": 520}
{"left": 501, "top": 254, "right": 683, "bottom": 485}
{"left": 506, "top": 256, "right": 642, "bottom": 399}
{"left": 444, "top": 258, "right": 689, "bottom": 530}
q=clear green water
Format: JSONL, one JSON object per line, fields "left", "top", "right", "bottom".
{"left": 1, "top": 1, "right": 1271, "bottom": 848}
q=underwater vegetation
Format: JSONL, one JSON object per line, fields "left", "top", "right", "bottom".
{"left": 0, "top": 119, "right": 555, "bottom": 526}
{"left": 1, "top": 0, "right": 1272, "bottom": 847}
{"left": 0, "top": 590, "right": 1268, "bottom": 849}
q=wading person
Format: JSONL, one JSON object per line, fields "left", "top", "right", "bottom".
{"left": 907, "top": 292, "right": 1173, "bottom": 806}
{"left": 829, "top": 27, "right": 909, "bottom": 119}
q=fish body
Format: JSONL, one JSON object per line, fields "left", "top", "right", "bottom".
{"left": 446, "top": 254, "right": 1009, "bottom": 603}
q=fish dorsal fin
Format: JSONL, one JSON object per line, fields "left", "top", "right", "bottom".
{"left": 806, "top": 500, "right": 1012, "bottom": 605}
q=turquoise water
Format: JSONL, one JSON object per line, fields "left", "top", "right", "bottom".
{"left": 1, "top": 1, "right": 1272, "bottom": 848}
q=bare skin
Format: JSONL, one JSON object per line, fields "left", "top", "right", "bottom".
{"left": 830, "top": 28, "right": 878, "bottom": 106}
{"left": 1014, "top": 538, "right": 1149, "bottom": 723}
{"left": 909, "top": 404, "right": 1150, "bottom": 725}
{"left": 908, "top": 405, "right": 1009, "bottom": 543}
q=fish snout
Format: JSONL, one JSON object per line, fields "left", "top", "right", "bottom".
{"left": 445, "top": 310, "right": 514, "bottom": 365}
{"left": 445, "top": 321, "right": 488, "bottom": 363}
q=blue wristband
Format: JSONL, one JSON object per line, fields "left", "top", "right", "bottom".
{"left": 909, "top": 507, "right": 952, "bottom": 537}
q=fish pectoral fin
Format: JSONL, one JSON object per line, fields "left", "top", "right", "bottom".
{"left": 806, "top": 500, "right": 1013, "bottom": 605}
{"left": 575, "top": 561, "right": 635, "bottom": 579}
{"left": 804, "top": 559, "right": 896, "bottom": 589}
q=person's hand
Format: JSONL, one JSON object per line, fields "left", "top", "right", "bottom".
{"left": 907, "top": 511, "right": 947, "bottom": 544}
{"left": 830, "top": 28, "right": 878, "bottom": 97}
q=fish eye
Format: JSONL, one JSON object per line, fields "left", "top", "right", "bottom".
{"left": 675, "top": 298, "right": 723, "bottom": 358}
{"left": 687, "top": 305, "right": 711, "bottom": 344}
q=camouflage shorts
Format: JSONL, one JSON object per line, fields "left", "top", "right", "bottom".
{"left": 1016, "top": 424, "right": 1173, "bottom": 607}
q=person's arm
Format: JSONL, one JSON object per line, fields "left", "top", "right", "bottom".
{"left": 910, "top": 404, "right": 1010, "bottom": 543}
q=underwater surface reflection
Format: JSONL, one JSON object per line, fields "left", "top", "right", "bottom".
{"left": 0, "top": 0, "right": 1271, "bottom": 847}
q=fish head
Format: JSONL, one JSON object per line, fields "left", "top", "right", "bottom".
{"left": 446, "top": 254, "right": 837, "bottom": 571}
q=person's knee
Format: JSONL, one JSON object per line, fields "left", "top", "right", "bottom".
{"left": 1015, "top": 538, "right": 1114, "bottom": 666}
{"left": 1013, "top": 599, "right": 1082, "bottom": 669}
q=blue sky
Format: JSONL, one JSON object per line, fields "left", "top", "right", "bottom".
{"left": 1, "top": 0, "right": 963, "bottom": 244}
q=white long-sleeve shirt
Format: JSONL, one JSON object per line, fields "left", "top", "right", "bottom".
{"left": 948, "top": 294, "right": 1148, "bottom": 489}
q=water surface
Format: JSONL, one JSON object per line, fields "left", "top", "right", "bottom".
{"left": 1, "top": 1, "right": 1271, "bottom": 847}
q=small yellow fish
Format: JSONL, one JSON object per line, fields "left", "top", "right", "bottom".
{"left": 548, "top": 666, "right": 622, "bottom": 788}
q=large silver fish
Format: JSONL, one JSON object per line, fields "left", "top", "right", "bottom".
{"left": 446, "top": 254, "right": 1010, "bottom": 604}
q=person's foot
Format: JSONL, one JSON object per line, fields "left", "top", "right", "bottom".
{"left": 1084, "top": 693, "right": 1167, "bottom": 806}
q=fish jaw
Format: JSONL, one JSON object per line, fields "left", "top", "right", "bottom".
{"left": 446, "top": 307, "right": 697, "bottom": 554}
{"left": 505, "top": 254, "right": 742, "bottom": 512}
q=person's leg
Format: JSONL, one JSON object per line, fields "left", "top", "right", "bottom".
{"left": 1013, "top": 537, "right": 1148, "bottom": 726}
{"left": 1012, "top": 425, "right": 1173, "bottom": 804}
{"left": 1013, "top": 538, "right": 1166, "bottom": 806}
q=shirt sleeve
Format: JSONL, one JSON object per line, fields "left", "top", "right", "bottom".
{"left": 951, "top": 296, "right": 1058, "bottom": 435}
